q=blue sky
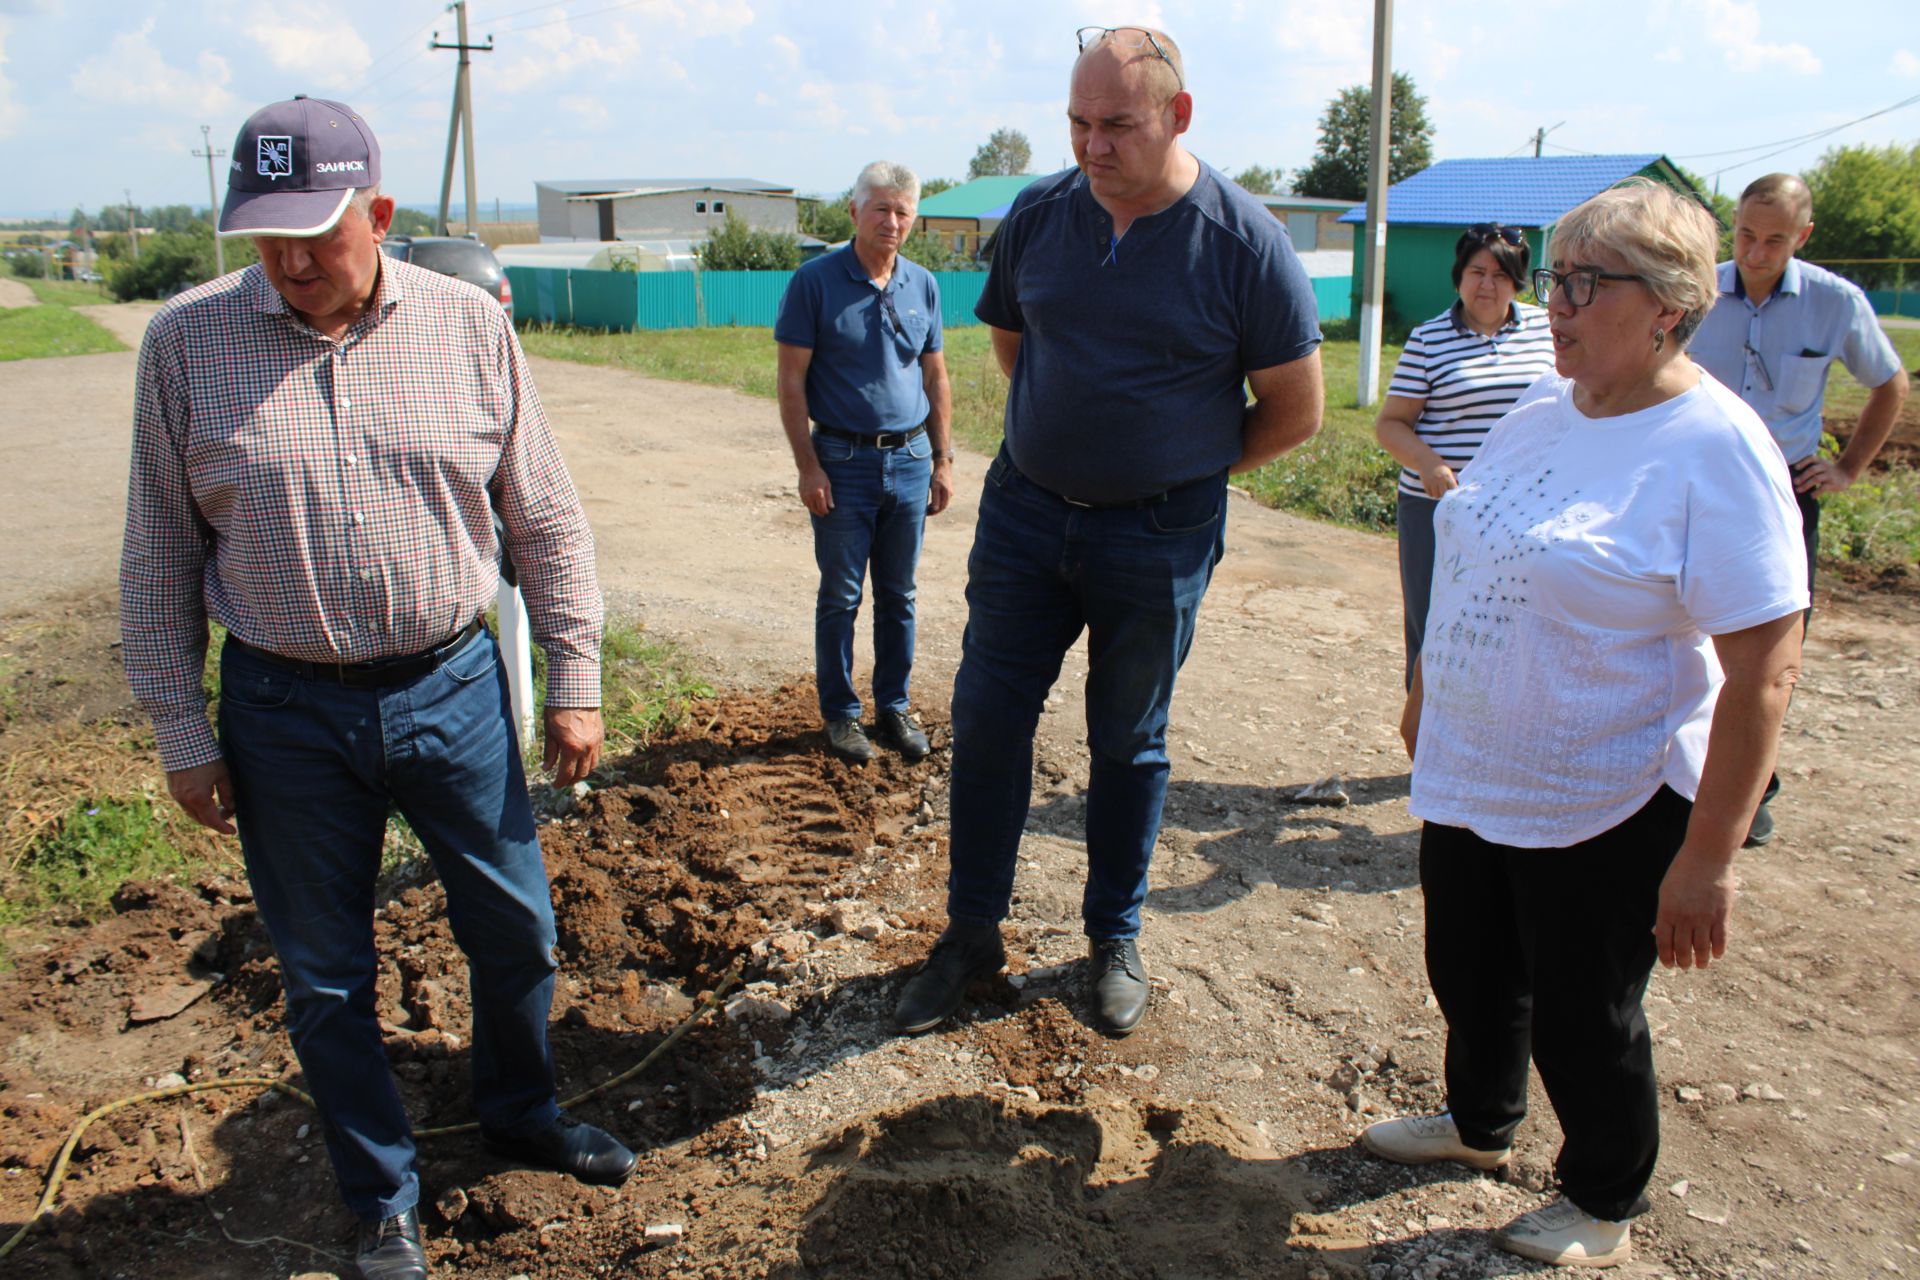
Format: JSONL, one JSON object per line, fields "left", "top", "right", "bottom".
{"left": 2, "top": 0, "right": 1917, "bottom": 218}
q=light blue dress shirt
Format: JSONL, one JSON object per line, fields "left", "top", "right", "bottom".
{"left": 1691, "top": 259, "right": 1902, "bottom": 464}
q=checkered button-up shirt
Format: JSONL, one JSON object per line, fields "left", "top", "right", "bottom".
{"left": 121, "top": 258, "right": 603, "bottom": 771}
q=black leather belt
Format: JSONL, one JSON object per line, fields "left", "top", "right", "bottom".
{"left": 229, "top": 617, "right": 487, "bottom": 688}
{"left": 813, "top": 422, "right": 926, "bottom": 450}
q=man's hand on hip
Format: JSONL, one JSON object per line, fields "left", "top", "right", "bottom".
{"left": 544, "top": 706, "right": 605, "bottom": 788}
{"left": 799, "top": 462, "right": 834, "bottom": 516}
{"left": 927, "top": 458, "right": 954, "bottom": 515}
{"left": 1791, "top": 455, "right": 1853, "bottom": 496}
{"left": 168, "top": 760, "right": 238, "bottom": 835}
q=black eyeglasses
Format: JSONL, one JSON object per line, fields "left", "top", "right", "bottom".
{"left": 1075, "top": 26, "right": 1183, "bottom": 89}
{"left": 1467, "top": 223, "right": 1525, "bottom": 247}
{"left": 1532, "top": 266, "right": 1647, "bottom": 308}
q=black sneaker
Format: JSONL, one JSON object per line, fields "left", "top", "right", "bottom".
{"left": 874, "top": 708, "right": 932, "bottom": 761}
{"left": 893, "top": 922, "right": 1006, "bottom": 1034}
{"left": 1742, "top": 802, "right": 1775, "bottom": 848}
{"left": 1089, "top": 936, "right": 1148, "bottom": 1036}
{"left": 824, "top": 718, "right": 875, "bottom": 763}
{"left": 356, "top": 1207, "right": 427, "bottom": 1280}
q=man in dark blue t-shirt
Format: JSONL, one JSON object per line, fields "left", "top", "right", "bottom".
{"left": 775, "top": 162, "right": 954, "bottom": 764}
{"left": 894, "top": 26, "right": 1323, "bottom": 1039}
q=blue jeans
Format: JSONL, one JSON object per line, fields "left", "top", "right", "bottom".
{"left": 947, "top": 448, "right": 1226, "bottom": 939}
{"left": 810, "top": 428, "right": 933, "bottom": 721}
{"left": 218, "top": 628, "right": 560, "bottom": 1223}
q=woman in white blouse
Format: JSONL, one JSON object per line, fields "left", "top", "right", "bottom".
{"left": 1362, "top": 179, "right": 1807, "bottom": 1270}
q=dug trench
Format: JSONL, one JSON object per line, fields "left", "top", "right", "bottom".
{"left": 0, "top": 681, "right": 1361, "bottom": 1280}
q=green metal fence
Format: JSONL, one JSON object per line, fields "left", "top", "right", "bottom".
{"left": 506, "top": 266, "right": 992, "bottom": 331}
{"left": 1807, "top": 259, "right": 1919, "bottom": 318}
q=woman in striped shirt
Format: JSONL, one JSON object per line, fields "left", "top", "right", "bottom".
{"left": 1375, "top": 225, "right": 1556, "bottom": 685}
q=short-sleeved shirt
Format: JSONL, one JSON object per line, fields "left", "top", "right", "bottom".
{"left": 1690, "top": 259, "right": 1902, "bottom": 464}
{"left": 773, "top": 243, "right": 942, "bottom": 434}
{"left": 1387, "top": 301, "right": 1556, "bottom": 498}
{"left": 1410, "top": 371, "right": 1807, "bottom": 849}
{"left": 975, "top": 163, "right": 1322, "bottom": 504}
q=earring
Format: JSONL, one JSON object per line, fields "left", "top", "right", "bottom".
{"left": 1652, "top": 328, "right": 1666, "bottom": 354}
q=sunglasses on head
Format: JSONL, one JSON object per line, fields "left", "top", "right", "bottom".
{"left": 1467, "top": 223, "right": 1526, "bottom": 247}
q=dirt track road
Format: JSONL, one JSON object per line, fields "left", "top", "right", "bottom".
{"left": 2, "top": 305, "right": 1917, "bottom": 1278}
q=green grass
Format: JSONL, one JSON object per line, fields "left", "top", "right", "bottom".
{"left": 528, "top": 613, "right": 712, "bottom": 757}
{"left": 0, "top": 797, "right": 202, "bottom": 930}
{"left": 0, "top": 303, "right": 124, "bottom": 361}
{"left": 1237, "top": 338, "right": 1407, "bottom": 531}
{"left": 1822, "top": 456, "right": 1920, "bottom": 571}
{"left": 25, "top": 277, "right": 116, "bottom": 308}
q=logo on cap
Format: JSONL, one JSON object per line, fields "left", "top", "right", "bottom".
{"left": 257, "top": 136, "right": 294, "bottom": 181}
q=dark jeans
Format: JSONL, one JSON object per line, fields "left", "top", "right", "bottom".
{"left": 1395, "top": 491, "right": 1439, "bottom": 690}
{"left": 946, "top": 448, "right": 1226, "bottom": 939}
{"left": 1419, "top": 786, "right": 1692, "bottom": 1221}
{"left": 1761, "top": 487, "right": 1820, "bottom": 810}
{"left": 220, "top": 629, "right": 560, "bottom": 1223}
{"left": 810, "top": 428, "right": 933, "bottom": 722}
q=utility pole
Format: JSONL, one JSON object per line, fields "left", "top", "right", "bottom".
{"left": 431, "top": 1, "right": 493, "bottom": 236}
{"left": 1356, "top": 0, "right": 1393, "bottom": 406}
{"left": 194, "top": 125, "right": 228, "bottom": 276}
{"left": 125, "top": 189, "right": 139, "bottom": 260}
{"left": 1532, "top": 121, "right": 1565, "bottom": 158}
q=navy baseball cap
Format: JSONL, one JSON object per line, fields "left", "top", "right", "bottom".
{"left": 218, "top": 95, "right": 381, "bottom": 238}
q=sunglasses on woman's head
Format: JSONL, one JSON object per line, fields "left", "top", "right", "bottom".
{"left": 1467, "top": 223, "right": 1525, "bottom": 246}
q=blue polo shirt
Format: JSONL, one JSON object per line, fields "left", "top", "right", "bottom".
{"left": 976, "top": 162, "right": 1322, "bottom": 503}
{"left": 773, "top": 243, "right": 942, "bottom": 434}
{"left": 1691, "top": 259, "right": 1902, "bottom": 464}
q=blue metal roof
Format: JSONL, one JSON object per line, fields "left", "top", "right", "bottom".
{"left": 1336, "top": 154, "right": 1672, "bottom": 225}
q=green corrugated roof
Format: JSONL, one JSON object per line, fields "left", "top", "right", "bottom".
{"left": 916, "top": 175, "right": 1043, "bottom": 219}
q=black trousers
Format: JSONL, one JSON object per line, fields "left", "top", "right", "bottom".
{"left": 1419, "top": 786, "right": 1691, "bottom": 1221}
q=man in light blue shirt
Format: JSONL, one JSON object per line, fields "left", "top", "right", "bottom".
{"left": 1691, "top": 172, "right": 1911, "bottom": 846}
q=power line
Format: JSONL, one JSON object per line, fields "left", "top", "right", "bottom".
{"left": 360, "top": 62, "right": 455, "bottom": 116}
{"left": 491, "top": 0, "right": 652, "bottom": 36}
{"left": 1679, "top": 90, "right": 1920, "bottom": 178}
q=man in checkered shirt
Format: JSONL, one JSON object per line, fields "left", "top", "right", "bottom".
{"left": 119, "top": 96, "right": 632, "bottom": 1280}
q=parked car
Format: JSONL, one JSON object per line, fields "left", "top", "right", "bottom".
{"left": 380, "top": 234, "right": 513, "bottom": 323}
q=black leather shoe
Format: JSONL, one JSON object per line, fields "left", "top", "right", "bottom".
{"left": 894, "top": 923, "right": 1006, "bottom": 1034}
{"left": 824, "top": 718, "right": 875, "bottom": 762}
{"left": 482, "top": 1114, "right": 638, "bottom": 1186}
{"left": 1742, "top": 802, "right": 1775, "bottom": 848}
{"left": 356, "top": 1208, "right": 426, "bottom": 1280}
{"left": 874, "top": 708, "right": 932, "bottom": 761}
{"left": 1089, "top": 937, "right": 1148, "bottom": 1037}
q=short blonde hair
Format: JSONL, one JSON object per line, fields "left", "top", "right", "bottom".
{"left": 1551, "top": 178, "right": 1719, "bottom": 346}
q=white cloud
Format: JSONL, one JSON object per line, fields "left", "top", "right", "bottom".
{"left": 244, "top": 6, "right": 373, "bottom": 91}
{"left": 0, "top": 17, "right": 20, "bottom": 140}
{"left": 559, "top": 94, "right": 609, "bottom": 129}
{"left": 769, "top": 34, "right": 800, "bottom": 70}
{"left": 1894, "top": 49, "right": 1920, "bottom": 78}
{"left": 796, "top": 80, "right": 845, "bottom": 129}
{"left": 1654, "top": 45, "right": 1684, "bottom": 63}
{"left": 1697, "top": 0, "right": 1820, "bottom": 74}
{"left": 70, "top": 19, "right": 233, "bottom": 114}
{"left": 495, "top": 20, "right": 645, "bottom": 92}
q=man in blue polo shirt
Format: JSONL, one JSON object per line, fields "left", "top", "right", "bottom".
{"left": 1693, "top": 172, "right": 1910, "bottom": 846}
{"left": 892, "top": 26, "right": 1323, "bottom": 1039}
{"left": 775, "top": 161, "right": 954, "bottom": 763}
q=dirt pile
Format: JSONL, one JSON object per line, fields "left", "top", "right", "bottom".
{"left": 0, "top": 683, "right": 1350, "bottom": 1280}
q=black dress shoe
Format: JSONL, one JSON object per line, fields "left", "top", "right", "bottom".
{"left": 893, "top": 922, "right": 1006, "bottom": 1034}
{"left": 874, "top": 708, "right": 932, "bottom": 761}
{"left": 1089, "top": 937, "right": 1148, "bottom": 1037}
{"left": 482, "top": 1114, "right": 638, "bottom": 1186}
{"left": 356, "top": 1207, "right": 426, "bottom": 1280}
{"left": 824, "top": 718, "right": 875, "bottom": 762}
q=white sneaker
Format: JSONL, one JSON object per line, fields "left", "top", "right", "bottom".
{"left": 1495, "top": 1196, "right": 1632, "bottom": 1268}
{"left": 1360, "top": 1112, "right": 1511, "bottom": 1171}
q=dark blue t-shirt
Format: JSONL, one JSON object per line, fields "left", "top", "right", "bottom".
{"left": 976, "top": 163, "right": 1321, "bottom": 502}
{"left": 774, "top": 244, "right": 943, "bottom": 433}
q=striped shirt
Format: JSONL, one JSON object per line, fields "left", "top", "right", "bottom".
{"left": 1387, "top": 302, "right": 1555, "bottom": 498}
{"left": 121, "top": 258, "right": 602, "bottom": 772}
